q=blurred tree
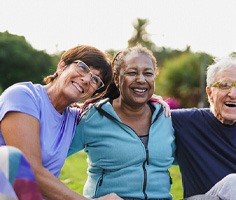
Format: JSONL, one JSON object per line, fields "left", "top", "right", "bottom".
{"left": 128, "top": 18, "right": 156, "bottom": 51}
{"left": 230, "top": 52, "right": 236, "bottom": 57}
{"left": 105, "top": 49, "right": 118, "bottom": 61}
{"left": 127, "top": 18, "right": 184, "bottom": 66}
{"left": 154, "top": 47, "right": 187, "bottom": 68}
{"left": 0, "top": 31, "right": 54, "bottom": 92}
{"left": 155, "top": 52, "right": 213, "bottom": 108}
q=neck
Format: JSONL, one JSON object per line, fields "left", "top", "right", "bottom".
{"left": 113, "top": 98, "right": 152, "bottom": 135}
{"left": 210, "top": 107, "right": 236, "bottom": 125}
{"left": 45, "top": 84, "right": 70, "bottom": 114}
{"left": 113, "top": 98, "right": 149, "bottom": 118}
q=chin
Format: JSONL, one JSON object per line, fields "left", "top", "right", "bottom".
{"left": 222, "top": 117, "right": 236, "bottom": 125}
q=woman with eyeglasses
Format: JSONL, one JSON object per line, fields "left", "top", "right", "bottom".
{"left": 68, "top": 45, "right": 175, "bottom": 200}
{"left": 0, "top": 45, "right": 123, "bottom": 200}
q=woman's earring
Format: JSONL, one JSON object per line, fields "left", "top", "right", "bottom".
{"left": 53, "top": 72, "right": 58, "bottom": 79}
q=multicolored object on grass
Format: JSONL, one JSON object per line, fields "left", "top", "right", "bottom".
{"left": 0, "top": 146, "right": 42, "bottom": 200}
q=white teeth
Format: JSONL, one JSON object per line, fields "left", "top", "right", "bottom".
{"left": 72, "top": 82, "right": 83, "bottom": 93}
{"left": 225, "top": 102, "right": 236, "bottom": 107}
{"left": 133, "top": 88, "right": 147, "bottom": 93}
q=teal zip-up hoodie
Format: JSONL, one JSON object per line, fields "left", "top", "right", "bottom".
{"left": 68, "top": 98, "right": 175, "bottom": 199}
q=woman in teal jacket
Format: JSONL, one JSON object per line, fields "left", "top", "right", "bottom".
{"left": 69, "top": 45, "right": 175, "bottom": 200}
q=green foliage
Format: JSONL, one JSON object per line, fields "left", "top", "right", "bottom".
{"left": 155, "top": 52, "right": 213, "bottom": 107}
{"left": 154, "top": 47, "right": 189, "bottom": 69}
{"left": 105, "top": 49, "right": 119, "bottom": 61}
{"left": 128, "top": 18, "right": 156, "bottom": 51}
{"left": 60, "top": 151, "right": 183, "bottom": 200}
{"left": 0, "top": 31, "right": 55, "bottom": 90}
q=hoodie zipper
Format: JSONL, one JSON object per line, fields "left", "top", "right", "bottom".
{"left": 95, "top": 169, "right": 105, "bottom": 197}
{"left": 95, "top": 103, "right": 164, "bottom": 199}
{"left": 98, "top": 169, "right": 105, "bottom": 186}
{"left": 142, "top": 147, "right": 149, "bottom": 199}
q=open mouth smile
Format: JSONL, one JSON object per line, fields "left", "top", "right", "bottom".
{"left": 132, "top": 88, "right": 148, "bottom": 94}
{"left": 225, "top": 102, "right": 236, "bottom": 107}
{"left": 72, "top": 81, "right": 84, "bottom": 93}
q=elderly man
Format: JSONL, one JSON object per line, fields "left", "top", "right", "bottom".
{"left": 172, "top": 57, "right": 236, "bottom": 200}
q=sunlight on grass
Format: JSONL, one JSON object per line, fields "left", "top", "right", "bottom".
{"left": 59, "top": 151, "right": 183, "bottom": 200}
{"left": 169, "top": 165, "right": 183, "bottom": 200}
{"left": 59, "top": 151, "right": 88, "bottom": 194}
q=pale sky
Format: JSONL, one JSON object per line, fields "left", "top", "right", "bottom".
{"left": 1, "top": 0, "right": 235, "bottom": 57}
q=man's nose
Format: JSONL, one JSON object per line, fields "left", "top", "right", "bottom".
{"left": 228, "top": 87, "right": 236, "bottom": 98}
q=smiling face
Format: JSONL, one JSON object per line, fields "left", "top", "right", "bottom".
{"left": 206, "top": 68, "right": 236, "bottom": 125}
{"left": 56, "top": 62, "right": 102, "bottom": 103}
{"left": 115, "top": 52, "right": 155, "bottom": 107}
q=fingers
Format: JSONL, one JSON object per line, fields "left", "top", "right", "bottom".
{"left": 98, "top": 193, "right": 124, "bottom": 200}
{"left": 150, "top": 94, "right": 171, "bottom": 117}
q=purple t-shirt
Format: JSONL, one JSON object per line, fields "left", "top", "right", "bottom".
{"left": 0, "top": 82, "right": 79, "bottom": 177}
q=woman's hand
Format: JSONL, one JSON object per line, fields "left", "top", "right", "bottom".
{"left": 95, "top": 193, "right": 124, "bottom": 200}
{"left": 150, "top": 94, "right": 171, "bottom": 117}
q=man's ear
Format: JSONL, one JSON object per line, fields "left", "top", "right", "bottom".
{"left": 206, "top": 86, "right": 213, "bottom": 102}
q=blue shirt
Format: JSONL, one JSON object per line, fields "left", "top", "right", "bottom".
{"left": 0, "top": 82, "right": 79, "bottom": 177}
{"left": 172, "top": 108, "right": 236, "bottom": 198}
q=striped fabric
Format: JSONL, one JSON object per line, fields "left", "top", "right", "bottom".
{"left": 0, "top": 146, "right": 42, "bottom": 200}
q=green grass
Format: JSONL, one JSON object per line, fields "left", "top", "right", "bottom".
{"left": 59, "top": 151, "right": 183, "bottom": 200}
{"left": 169, "top": 166, "right": 183, "bottom": 200}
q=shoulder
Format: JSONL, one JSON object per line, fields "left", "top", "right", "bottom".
{"left": 94, "top": 98, "right": 111, "bottom": 108}
{"left": 171, "top": 108, "right": 199, "bottom": 116}
{"left": 149, "top": 101, "right": 164, "bottom": 117}
{"left": 0, "top": 82, "right": 45, "bottom": 120}
{"left": 83, "top": 98, "right": 111, "bottom": 114}
{"left": 1, "top": 82, "right": 43, "bottom": 100}
{"left": 171, "top": 108, "right": 210, "bottom": 121}
{"left": 172, "top": 107, "right": 210, "bottom": 113}
{"left": 66, "top": 106, "right": 80, "bottom": 119}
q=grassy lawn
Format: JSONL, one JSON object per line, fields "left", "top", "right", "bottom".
{"left": 59, "top": 151, "right": 183, "bottom": 200}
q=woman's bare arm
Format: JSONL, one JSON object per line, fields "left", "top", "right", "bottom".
{"left": 1, "top": 112, "right": 123, "bottom": 200}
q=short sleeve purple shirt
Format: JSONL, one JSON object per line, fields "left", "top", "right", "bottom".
{"left": 0, "top": 82, "right": 79, "bottom": 177}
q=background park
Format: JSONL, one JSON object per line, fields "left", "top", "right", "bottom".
{"left": 56, "top": 19, "right": 217, "bottom": 200}
{"left": 0, "top": 12, "right": 235, "bottom": 200}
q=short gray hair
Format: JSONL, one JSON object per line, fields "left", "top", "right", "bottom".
{"left": 206, "top": 56, "right": 236, "bottom": 86}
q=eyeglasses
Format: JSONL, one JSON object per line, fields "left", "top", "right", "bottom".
{"left": 73, "top": 60, "right": 104, "bottom": 90}
{"left": 211, "top": 81, "right": 236, "bottom": 91}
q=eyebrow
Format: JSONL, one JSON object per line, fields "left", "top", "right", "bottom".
{"left": 125, "top": 67, "right": 154, "bottom": 71}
